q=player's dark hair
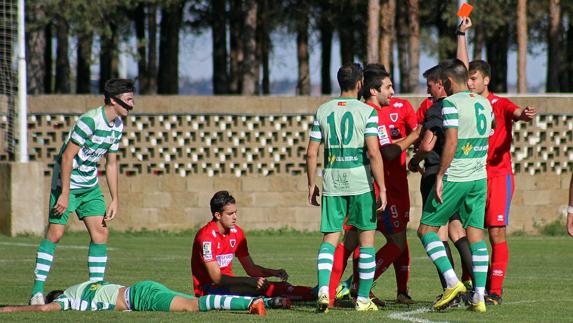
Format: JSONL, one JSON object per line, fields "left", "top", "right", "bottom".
{"left": 45, "top": 290, "right": 64, "bottom": 304}
{"left": 104, "top": 79, "right": 135, "bottom": 105}
{"left": 440, "top": 59, "right": 468, "bottom": 85}
{"left": 210, "top": 191, "right": 236, "bottom": 216}
{"left": 423, "top": 64, "right": 443, "bottom": 83}
{"left": 469, "top": 60, "right": 491, "bottom": 79}
{"left": 337, "top": 63, "right": 363, "bottom": 92}
{"left": 361, "top": 67, "right": 391, "bottom": 99}
{"left": 364, "top": 63, "right": 387, "bottom": 74}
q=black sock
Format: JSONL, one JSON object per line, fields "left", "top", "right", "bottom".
{"left": 437, "top": 241, "right": 454, "bottom": 290}
{"left": 454, "top": 236, "right": 474, "bottom": 285}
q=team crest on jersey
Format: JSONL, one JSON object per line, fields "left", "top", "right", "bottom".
{"left": 390, "top": 113, "right": 399, "bottom": 122}
{"left": 230, "top": 239, "right": 236, "bottom": 247}
{"left": 338, "top": 101, "right": 347, "bottom": 106}
{"left": 203, "top": 242, "right": 212, "bottom": 261}
{"left": 393, "top": 102, "right": 403, "bottom": 108}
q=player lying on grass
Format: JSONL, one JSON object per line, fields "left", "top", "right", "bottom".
{"left": 0, "top": 280, "right": 286, "bottom": 316}
{"left": 191, "top": 191, "right": 314, "bottom": 303}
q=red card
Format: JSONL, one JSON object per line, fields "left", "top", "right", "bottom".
{"left": 457, "top": 3, "right": 473, "bottom": 17}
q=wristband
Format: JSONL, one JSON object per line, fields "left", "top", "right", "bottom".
{"left": 568, "top": 206, "right": 573, "bottom": 214}
{"left": 456, "top": 30, "right": 466, "bottom": 36}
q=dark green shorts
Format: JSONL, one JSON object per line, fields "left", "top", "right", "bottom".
{"left": 421, "top": 178, "right": 487, "bottom": 229}
{"left": 129, "top": 281, "right": 194, "bottom": 312}
{"left": 321, "top": 191, "right": 377, "bottom": 232}
{"left": 48, "top": 185, "right": 106, "bottom": 224}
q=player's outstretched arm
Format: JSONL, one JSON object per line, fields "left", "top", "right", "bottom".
{"left": 52, "top": 142, "right": 81, "bottom": 216}
{"left": 239, "top": 256, "right": 288, "bottom": 281}
{"left": 105, "top": 153, "right": 119, "bottom": 221}
{"left": 0, "top": 302, "right": 61, "bottom": 313}
{"left": 306, "top": 140, "right": 321, "bottom": 206}
{"left": 513, "top": 106, "right": 537, "bottom": 122}
{"left": 456, "top": 17, "right": 472, "bottom": 69}
{"left": 366, "top": 136, "right": 387, "bottom": 212}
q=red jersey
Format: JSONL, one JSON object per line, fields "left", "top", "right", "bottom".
{"left": 416, "top": 97, "right": 434, "bottom": 123}
{"left": 376, "top": 97, "right": 418, "bottom": 195}
{"left": 191, "top": 220, "right": 249, "bottom": 296}
{"left": 486, "top": 93, "right": 519, "bottom": 176}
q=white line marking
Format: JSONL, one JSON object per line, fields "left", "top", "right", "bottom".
{"left": 388, "top": 308, "right": 450, "bottom": 323}
{"left": 0, "top": 242, "right": 117, "bottom": 250}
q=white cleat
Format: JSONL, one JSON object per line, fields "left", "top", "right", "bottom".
{"left": 29, "top": 292, "right": 45, "bottom": 305}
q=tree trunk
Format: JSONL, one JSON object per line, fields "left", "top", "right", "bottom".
{"left": 212, "top": 0, "right": 229, "bottom": 94}
{"left": 407, "top": 0, "right": 419, "bottom": 93}
{"left": 319, "top": 11, "right": 333, "bottom": 95}
{"left": 147, "top": 3, "right": 158, "bottom": 94}
{"left": 564, "top": 11, "right": 573, "bottom": 91}
{"left": 338, "top": 0, "right": 354, "bottom": 65}
{"left": 55, "top": 17, "right": 71, "bottom": 93}
{"left": 367, "top": 0, "right": 380, "bottom": 64}
{"left": 379, "top": 0, "right": 395, "bottom": 70}
{"left": 547, "top": 0, "right": 561, "bottom": 92}
{"left": 436, "top": 2, "right": 455, "bottom": 61}
{"left": 229, "top": 0, "right": 244, "bottom": 94}
{"left": 26, "top": 3, "right": 46, "bottom": 94}
{"left": 517, "top": 0, "right": 528, "bottom": 93}
{"left": 296, "top": 1, "right": 310, "bottom": 95}
{"left": 486, "top": 24, "right": 509, "bottom": 93}
{"left": 396, "top": 0, "right": 409, "bottom": 92}
{"left": 134, "top": 2, "right": 149, "bottom": 93}
{"left": 241, "top": 0, "right": 258, "bottom": 95}
{"left": 44, "top": 24, "right": 53, "bottom": 93}
{"left": 258, "top": 0, "right": 271, "bottom": 95}
{"left": 158, "top": 1, "right": 183, "bottom": 94}
{"left": 99, "top": 25, "right": 118, "bottom": 93}
{"left": 76, "top": 32, "right": 93, "bottom": 94}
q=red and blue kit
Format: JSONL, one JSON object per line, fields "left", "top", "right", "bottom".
{"left": 191, "top": 221, "right": 249, "bottom": 296}
{"left": 485, "top": 93, "right": 518, "bottom": 227}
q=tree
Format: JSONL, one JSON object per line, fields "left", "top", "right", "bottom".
{"left": 407, "top": 0, "right": 420, "bottom": 93}
{"left": 229, "top": 0, "right": 244, "bottom": 94}
{"left": 317, "top": 0, "right": 335, "bottom": 94}
{"left": 547, "top": 0, "right": 561, "bottom": 92}
{"left": 379, "top": 0, "right": 395, "bottom": 72}
{"left": 367, "top": 0, "right": 380, "bottom": 63}
{"left": 211, "top": 0, "right": 229, "bottom": 94}
{"left": 26, "top": 2, "right": 47, "bottom": 94}
{"left": 54, "top": 13, "right": 71, "bottom": 93}
{"left": 158, "top": 0, "right": 184, "bottom": 94}
{"left": 76, "top": 32, "right": 93, "bottom": 94}
{"left": 296, "top": 0, "right": 310, "bottom": 95}
{"left": 517, "top": 0, "right": 528, "bottom": 93}
{"left": 241, "top": 0, "right": 258, "bottom": 95}
{"left": 396, "top": 0, "right": 409, "bottom": 92}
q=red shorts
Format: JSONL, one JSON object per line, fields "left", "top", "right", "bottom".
{"left": 343, "top": 192, "right": 409, "bottom": 234}
{"left": 485, "top": 174, "right": 514, "bottom": 227}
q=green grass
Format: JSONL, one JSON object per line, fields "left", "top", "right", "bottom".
{"left": 1, "top": 230, "right": 571, "bottom": 322}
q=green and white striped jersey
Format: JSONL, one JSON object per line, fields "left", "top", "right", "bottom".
{"left": 442, "top": 90, "right": 493, "bottom": 182}
{"left": 54, "top": 281, "right": 123, "bottom": 311}
{"left": 310, "top": 98, "right": 378, "bottom": 196}
{"left": 52, "top": 106, "right": 123, "bottom": 190}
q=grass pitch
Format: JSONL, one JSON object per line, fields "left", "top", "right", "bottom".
{"left": 0, "top": 230, "right": 571, "bottom": 322}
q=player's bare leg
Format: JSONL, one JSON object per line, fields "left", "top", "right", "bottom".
{"left": 84, "top": 216, "right": 109, "bottom": 282}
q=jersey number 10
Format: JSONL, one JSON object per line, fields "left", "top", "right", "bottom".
{"left": 327, "top": 112, "right": 355, "bottom": 145}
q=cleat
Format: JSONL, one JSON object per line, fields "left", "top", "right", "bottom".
{"left": 485, "top": 293, "right": 503, "bottom": 305}
{"left": 316, "top": 291, "right": 329, "bottom": 313}
{"left": 248, "top": 298, "right": 267, "bottom": 316}
{"left": 396, "top": 292, "right": 415, "bottom": 305}
{"left": 29, "top": 292, "right": 45, "bottom": 305}
{"left": 268, "top": 297, "right": 291, "bottom": 309}
{"left": 370, "top": 291, "right": 385, "bottom": 307}
{"left": 355, "top": 298, "right": 379, "bottom": 311}
{"left": 463, "top": 280, "right": 473, "bottom": 291}
{"left": 433, "top": 281, "right": 466, "bottom": 310}
{"left": 468, "top": 300, "right": 487, "bottom": 313}
{"left": 335, "top": 283, "right": 351, "bottom": 300}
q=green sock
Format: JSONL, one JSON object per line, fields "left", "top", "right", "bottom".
{"left": 198, "top": 295, "right": 254, "bottom": 311}
{"left": 421, "top": 232, "right": 458, "bottom": 288}
{"left": 32, "top": 239, "right": 57, "bottom": 295}
{"left": 470, "top": 240, "right": 489, "bottom": 301}
{"left": 88, "top": 242, "right": 107, "bottom": 282}
{"left": 357, "top": 247, "right": 375, "bottom": 300}
{"left": 317, "top": 242, "right": 335, "bottom": 293}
